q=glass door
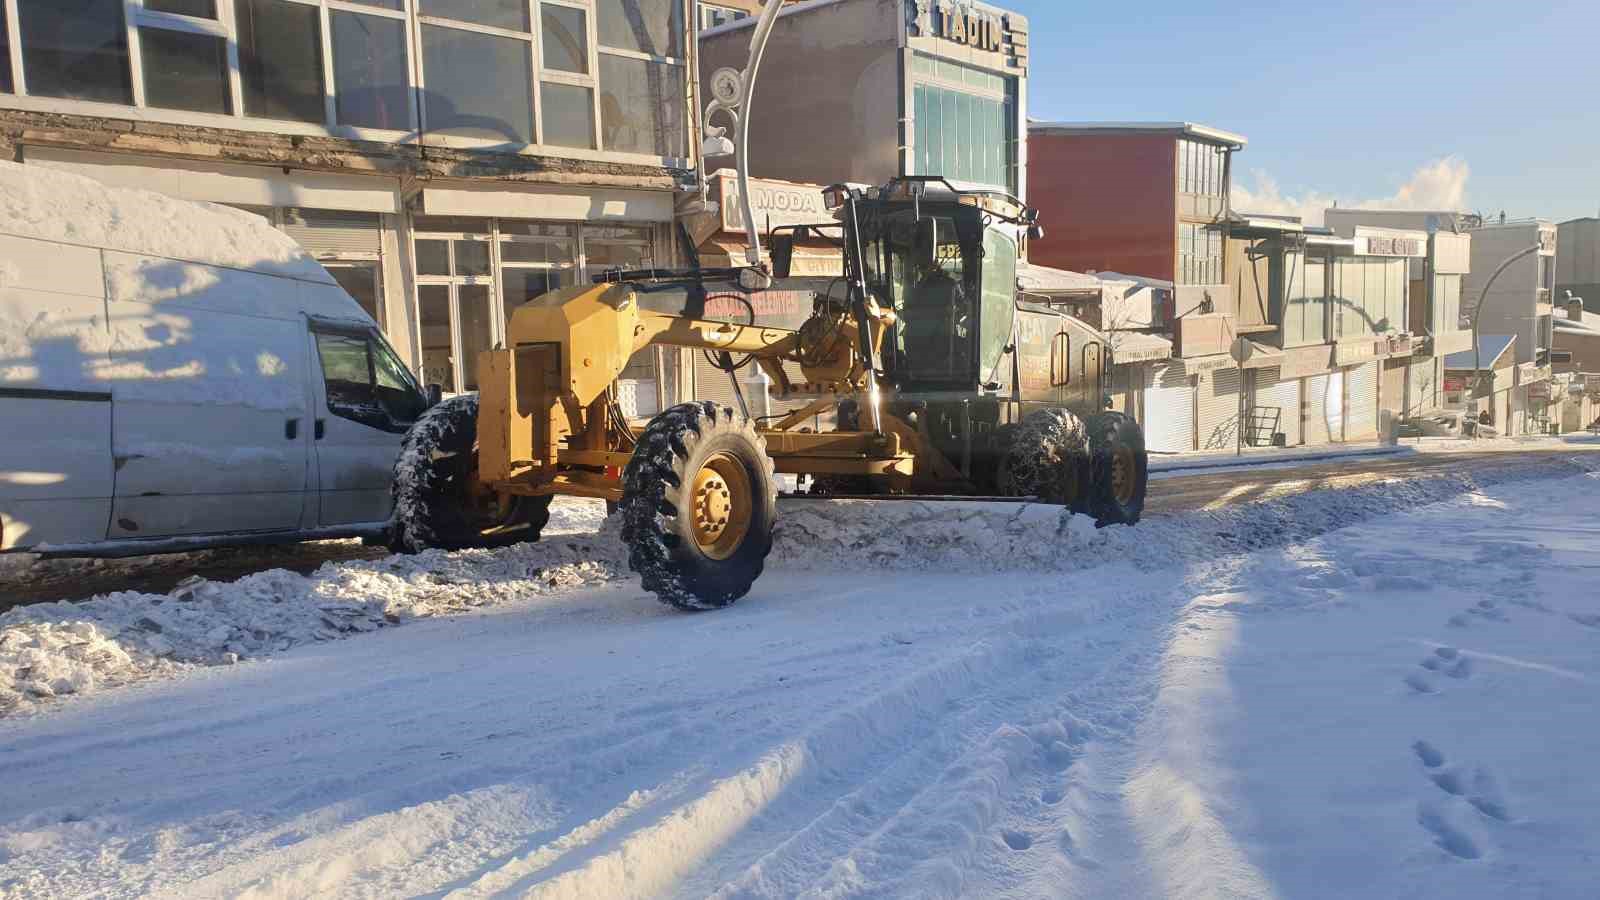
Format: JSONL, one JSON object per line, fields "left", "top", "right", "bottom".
{"left": 413, "top": 218, "right": 497, "bottom": 394}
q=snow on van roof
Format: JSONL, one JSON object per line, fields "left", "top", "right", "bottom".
{"left": 0, "top": 160, "right": 333, "bottom": 284}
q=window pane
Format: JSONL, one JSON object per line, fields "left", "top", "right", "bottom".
{"left": 541, "top": 81, "right": 595, "bottom": 148}
{"left": 422, "top": 25, "right": 535, "bottom": 144}
{"left": 599, "top": 55, "right": 685, "bottom": 157}
{"left": 328, "top": 265, "right": 381, "bottom": 325}
{"left": 502, "top": 267, "right": 571, "bottom": 322}
{"left": 140, "top": 27, "right": 231, "bottom": 114}
{"left": 500, "top": 220, "right": 575, "bottom": 239}
{"left": 597, "top": 0, "right": 683, "bottom": 58}
{"left": 414, "top": 216, "right": 490, "bottom": 234}
{"left": 420, "top": 0, "right": 529, "bottom": 31}
{"left": 458, "top": 285, "right": 494, "bottom": 391}
{"left": 345, "top": 0, "right": 403, "bottom": 8}
{"left": 542, "top": 4, "right": 589, "bottom": 74}
{"left": 457, "top": 240, "right": 492, "bottom": 276}
{"left": 19, "top": 0, "right": 132, "bottom": 104}
{"left": 145, "top": 0, "right": 216, "bottom": 17}
{"left": 238, "top": 0, "right": 325, "bottom": 124}
{"left": 501, "top": 240, "right": 576, "bottom": 263}
{"left": 415, "top": 239, "right": 450, "bottom": 275}
{"left": 0, "top": 12, "right": 12, "bottom": 93}
{"left": 418, "top": 284, "right": 455, "bottom": 390}
{"left": 332, "top": 11, "right": 410, "bottom": 130}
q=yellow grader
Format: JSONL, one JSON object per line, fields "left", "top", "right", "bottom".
{"left": 390, "top": 177, "right": 1148, "bottom": 609}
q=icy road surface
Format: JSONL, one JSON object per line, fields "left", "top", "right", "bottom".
{"left": 3, "top": 460, "right": 1600, "bottom": 898}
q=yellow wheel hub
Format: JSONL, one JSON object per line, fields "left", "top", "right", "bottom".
{"left": 690, "top": 451, "right": 753, "bottom": 560}
{"left": 1111, "top": 445, "right": 1137, "bottom": 505}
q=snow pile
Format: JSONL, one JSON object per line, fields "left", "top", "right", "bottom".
{"left": 0, "top": 160, "right": 331, "bottom": 282}
{"left": 3, "top": 455, "right": 1595, "bottom": 718}
{"left": 0, "top": 501, "right": 618, "bottom": 716}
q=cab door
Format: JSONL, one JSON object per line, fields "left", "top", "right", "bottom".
{"left": 305, "top": 319, "right": 428, "bottom": 527}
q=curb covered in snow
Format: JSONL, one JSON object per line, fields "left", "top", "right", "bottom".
{"left": 1148, "top": 444, "right": 1406, "bottom": 474}
{"left": 4, "top": 455, "right": 1597, "bottom": 718}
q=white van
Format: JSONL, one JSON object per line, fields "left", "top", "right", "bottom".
{"left": 0, "top": 161, "right": 429, "bottom": 556}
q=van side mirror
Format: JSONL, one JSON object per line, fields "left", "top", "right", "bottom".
{"left": 425, "top": 383, "right": 443, "bottom": 407}
{"left": 1028, "top": 224, "right": 1046, "bottom": 241}
{"left": 770, "top": 234, "right": 795, "bottom": 278}
{"left": 915, "top": 217, "right": 939, "bottom": 268}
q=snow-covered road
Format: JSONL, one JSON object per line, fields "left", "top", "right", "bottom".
{"left": 3, "top": 458, "right": 1599, "bottom": 898}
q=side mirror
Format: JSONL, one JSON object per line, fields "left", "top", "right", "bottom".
{"left": 770, "top": 234, "right": 795, "bottom": 278}
{"left": 915, "top": 217, "right": 940, "bottom": 268}
{"left": 424, "top": 383, "right": 444, "bottom": 407}
{"left": 1027, "top": 224, "right": 1045, "bottom": 241}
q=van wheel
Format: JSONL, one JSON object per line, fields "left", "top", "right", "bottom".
{"left": 998, "top": 408, "right": 1090, "bottom": 512}
{"left": 390, "top": 394, "right": 551, "bottom": 553}
{"left": 620, "top": 402, "right": 777, "bottom": 610}
{"left": 1085, "top": 412, "right": 1148, "bottom": 526}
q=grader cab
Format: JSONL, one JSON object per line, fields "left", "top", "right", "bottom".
{"left": 391, "top": 176, "right": 1148, "bottom": 609}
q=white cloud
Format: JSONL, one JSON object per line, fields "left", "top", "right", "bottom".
{"left": 1231, "top": 156, "right": 1470, "bottom": 227}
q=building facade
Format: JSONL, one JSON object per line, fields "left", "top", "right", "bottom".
{"left": 699, "top": 0, "right": 1028, "bottom": 197}
{"left": 1555, "top": 217, "right": 1600, "bottom": 315}
{"left": 0, "top": 0, "right": 700, "bottom": 395}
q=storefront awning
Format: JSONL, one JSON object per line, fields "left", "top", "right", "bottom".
{"left": 1017, "top": 261, "right": 1102, "bottom": 295}
{"left": 1109, "top": 332, "right": 1172, "bottom": 364}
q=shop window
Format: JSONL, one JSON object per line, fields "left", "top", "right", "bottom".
{"left": 18, "top": 0, "right": 133, "bottom": 104}
{"left": 598, "top": 0, "right": 683, "bottom": 59}
{"left": 1, "top": 10, "right": 14, "bottom": 93}
{"left": 911, "top": 56, "right": 1016, "bottom": 193}
{"left": 599, "top": 55, "right": 686, "bottom": 157}
{"left": 585, "top": 224, "right": 655, "bottom": 274}
{"left": 420, "top": 0, "right": 530, "bottom": 32}
{"left": 542, "top": 4, "right": 589, "bottom": 74}
{"left": 326, "top": 263, "right": 383, "bottom": 327}
{"left": 542, "top": 81, "right": 596, "bottom": 149}
{"left": 237, "top": 0, "right": 325, "bottom": 123}
{"left": 145, "top": 0, "right": 216, "bottom": 16}
{"left": 138, "top": 26, "right": 231, "bottom": 114}
{"left": 331, "top": 10, "right": 409, "bottom": 130}
{"left": 421, "top": 25, "right": 535, "bottom": 144}
{"left": 699, "top": 3, "right": 748, "bottom": 30}
{"left": 500, "top": 220, "right": 577, "bottom": 325}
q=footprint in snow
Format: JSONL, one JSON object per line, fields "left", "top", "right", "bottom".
{"left": 1417, "top": 802, "right": 1482, "bottom": 860}
{"left": 1414, "top": 741, "right": 1514, "bottom": 824}
{"left": 1417, "top": 646, "right": 1472, "bottom": 680}
{"left": 1001, "top": 829, "right": 1033, "bottom": 851}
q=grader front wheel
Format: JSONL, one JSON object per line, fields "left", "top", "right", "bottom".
{"left": 619, "top": 402, "right": 777, "bottom": 610}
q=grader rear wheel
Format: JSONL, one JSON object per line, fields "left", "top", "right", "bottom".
{"left": 620, "top": 402, "right": 777, "bottom": 610}
{"left": 1085, "top": 411, "right": 1148, "bottom": 526}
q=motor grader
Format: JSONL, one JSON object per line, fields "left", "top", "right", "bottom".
{"left": 391, "top": 176, "right": 1148, "bottom": 609}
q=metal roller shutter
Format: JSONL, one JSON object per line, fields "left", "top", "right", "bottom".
{"left": 282, "top": 209, "right": 382, "bottom": 255}
{"left": 1381, "top": 361, "right": 1405, "bottom": 422}
{"left": 1303, "top": 373, "right": 1332, "bottom": 445}
{"left": 1143, "top": 363, "right": 1195, "bottom": 453}
{"left": 1347, "top": 362, "right": 1378, "bottom": 440}
{"left": 1253, "top": 366, "right": 1300, "bottom": 446}
{"left": 1197, "top": 368, "right": 1241, "bottom": 450}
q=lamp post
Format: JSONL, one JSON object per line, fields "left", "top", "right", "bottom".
{"left": 1469, "top": 244, "right": 1541, "bottom": 436}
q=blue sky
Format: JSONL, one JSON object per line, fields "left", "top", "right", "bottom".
{"left": 1013, "top": 0, "right": 1600, "bottom": 223}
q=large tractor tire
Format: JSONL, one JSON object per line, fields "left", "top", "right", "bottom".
{"left": 1084, "top": 411, "right": 1148, "bottom": 526}
{"left": 389, "top": 394, "right": 551, "bottom": 552}
{"left": 620, "top": 402, "right": 777, "bottom": 610}
{"left": 998, "top": 408, "right": 1090, "bottom": 511}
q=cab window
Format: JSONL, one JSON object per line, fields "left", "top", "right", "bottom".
{"left": 313, "top": 328, "right": 427, "bottom": 432}
{"left": 979, "top": 227, "right": 1018, "bottom": 380}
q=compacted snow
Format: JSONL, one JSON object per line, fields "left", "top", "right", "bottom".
{"left": 1, "top": 457, "right": 1598, "bottom": 898}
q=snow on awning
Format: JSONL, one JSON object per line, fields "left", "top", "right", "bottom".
{"left": 1109, "top": 332, "right": 1172, "bottom": 364}
{"left": 1016, "top": 262, "right": 1102, "bottom": 295}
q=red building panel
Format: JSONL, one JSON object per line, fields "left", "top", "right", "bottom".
{"left": 1028, "top": 132, "right": 1176, "bottom": 282}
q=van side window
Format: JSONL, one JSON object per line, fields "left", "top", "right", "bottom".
{"left": 313, "top": 329, "right": 426, "bottom": 431}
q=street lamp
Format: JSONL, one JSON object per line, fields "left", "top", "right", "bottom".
{"left": 1469, "top": 243, "right": 1541, "bottom": 436}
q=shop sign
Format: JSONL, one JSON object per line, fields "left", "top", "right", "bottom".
{"left": 1587, "top": 374, "right": 1600, "bottom": 394}
{"left": 1539, "top": 228, "right": 1557, "bottom": 254}
{"left": 911, "top": 1, "right": 1005, "bottom": 52}
{"left": 1527, "top": 381, "right": 1552, "bottom": 402}
{"left": 1444, "top": 374, "right": 1468, "bottom": 393}
{"left": 1355, "top": 233, "right": 1423, "bottom": 257}
{"left": 715, "top": 172, "right": 831, "bottom": 235}
{"left": 1334, "top": 338, "right": 1380, "bottom": 366}
{"left": 1387, "top": 334, "right": 1415, "bottom": 357}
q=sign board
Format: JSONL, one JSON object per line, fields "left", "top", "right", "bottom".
{"left": 1444, "top": 374, "right": 1468, "bottom": 392}
{"left": 1334, "top": 338, "right": 1380, "bottom": 366}
{"left": 712, "top": 171, "right": 832, "bottom": 235}
{"left": 1526, "top": 381, "right": 1552, "bottom": 402}
{"left": 1539, "top": 227, "right": 1557, "bottom": 254}
{"left": 908, "top": 1, "right": 1028, "bottom": 72}
{"left": 1587, "top": 373, "right": 1600, "bottom": 395}
{"left": 1353, "top": 229, "right": 1425, "bottom": 258}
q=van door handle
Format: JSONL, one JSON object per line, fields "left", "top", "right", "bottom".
{"left": 286, "top": 418, "right": 299, "bottom": 440}
{"left": 314, "top": 419, "right": 326, "bottom": 440}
